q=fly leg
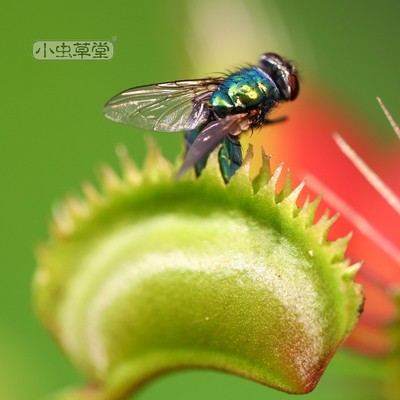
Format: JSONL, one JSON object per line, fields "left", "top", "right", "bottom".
{"left": 218, "top": 134, "right": 242, "bottom": 183}
{"left": 263, "top": 116, "right": 288, "bottom": 125}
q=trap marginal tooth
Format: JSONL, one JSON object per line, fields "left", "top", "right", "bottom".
{"left": 64, "top": 196, "right": 89, "bottom": 219}
{"left": 100, "top": 164, "right": 121, "bottom": 192}
{"left": 143, "top": 139, "right": 173, "bottom": 181}
{"left": 116, "top": 145, "right": 142, "bottom": 185}
{"left": 325, "top": 213, "right": 340, "bottom": 236}
{"left": 253, "top": 162, "right": 284, "bottom": 202}
{"left": 115, "top": 144, "right": 128, "bottom": 158}
{"left": 277, "top": 180, "right": 305, "bottom": 216}
{"left": 52, "top": 204, "right": 75, "bottom": 237}
{"left": 303, "top": 195, "right": 311, "bottom": 208}
{"left": 342, "top": 261, "right": 364, "bottom": 280}
{"left": 82, "top": 181, "right": 103, "bottom": 205}
{"left": 297, "top": 195, "right": 322, "bottom": 228}
{"left": 267, "top": 163, "right": 283, "bottom": 192}
{"left": 252, "top": 150, "right": 272, "bottom": 193}
{"left": 280, "top": 169, "right": 294, "bottom": 199}
{"left": 260, "top": 148, "right": 272, "bottom": 178}
{"left": 308, "top": 210, "right": 339, "bottom": 244}
{"left": 241, "top": 143, "right": 253, "bottom": 175}
{"left": 325, "top": 233, "right": 353, "bottom": 263}
{"left": 284, "top": 180, "right": 305, "bottom": 204}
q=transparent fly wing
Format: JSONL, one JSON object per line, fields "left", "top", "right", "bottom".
{"left": 177, "top": 113, "right": 250, "bottom": 177}
{"left": 104, "top": 79, "right": 222, "bottom": 132}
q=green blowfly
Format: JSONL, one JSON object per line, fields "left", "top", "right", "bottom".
{"left": 104, "top": 52, "right": 299, "bottom": 182}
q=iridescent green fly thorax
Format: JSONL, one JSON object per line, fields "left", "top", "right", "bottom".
{"left": 209, "top": 67, "right": 281, "bottom": 119}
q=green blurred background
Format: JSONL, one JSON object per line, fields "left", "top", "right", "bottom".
{"left": 1, "top": 0, "right": 399, "bottom": 399}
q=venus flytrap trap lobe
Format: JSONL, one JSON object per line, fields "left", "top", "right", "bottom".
{"left": 34, "top": 143, "right": 363, "bottom": 400}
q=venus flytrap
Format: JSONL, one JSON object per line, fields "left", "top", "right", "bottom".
{"left": 34, "top": 144, "right": 364, "bottom": 400}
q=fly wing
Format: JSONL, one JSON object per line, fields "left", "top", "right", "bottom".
{"left": 177, "top": 113, "right": 250, "bottom": 178}
{"left": 104, "top": 79, "right": 222, "bottom": 132}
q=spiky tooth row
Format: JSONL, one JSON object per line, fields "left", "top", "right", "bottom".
{"left": 50, "top": 142, "right": 359, "bottom": 278}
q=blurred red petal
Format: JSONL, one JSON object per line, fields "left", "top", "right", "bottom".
{"left": 360, "top": 281, "right": 397, "bottom": 326}
{"left": 344, "top": 323, "right": 393, "bottom": 356}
